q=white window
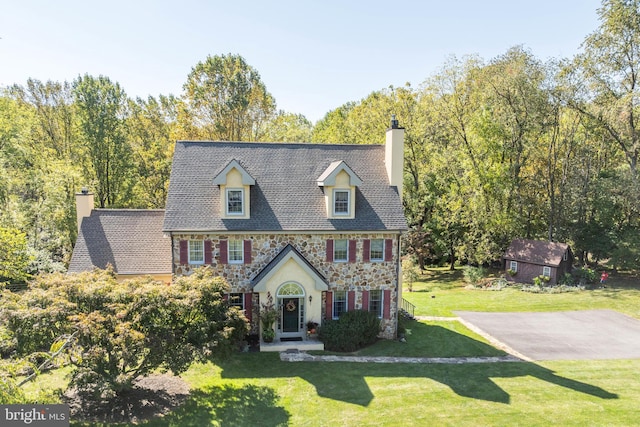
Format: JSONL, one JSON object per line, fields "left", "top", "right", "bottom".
{"left": 370, "top": 239, "right": 384, "bottom": 262}
{"left": 543, "top": 266, "right": 551, "bottom": 277}
{"left": 333, "top": 239, "right": 348, "bottom": 262}
{"left": 333, "top": 291, "right": 347, "bottom": 319}
{"left": 369, "top": 290, "right": 382, "bottom": 318}
{"left": 189, "top": 240, "right": 204, "bottom": 264}
{"left": 229, "top": 293, "right": 244, "bottom": 311}
{"left": 333, "top": 190, "right": 350, "bottom": 215}
{"left": 228, "top": 239, "right": 244, "bottom": 264}
{"left": 226, "top": 189, "right": 244, "bottom": 215}
{"left": 509, "top": 261, "right": 518, "bottom": 272}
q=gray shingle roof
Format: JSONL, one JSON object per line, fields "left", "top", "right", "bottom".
{"left": 68, "top": 210, "right": 172, "bottom": 275}
{"left": 250, "top": 244, "right": 328, "bottom": 288}
{"left": 503, "top": 239, "right": 570, "bottom": 267}
{"left": 163, "top": 141, "right": 407, "bottom": 232}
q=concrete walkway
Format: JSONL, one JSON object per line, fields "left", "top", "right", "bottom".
{"left": 280, "top": 314, "right": 524, "bottom": 364}
{"left": 280, "top": 351, "right": 522, "bottom": 363}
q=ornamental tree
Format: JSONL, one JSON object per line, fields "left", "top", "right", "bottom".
{"left": 0, "top": 267, "right": 248, "bottom": 399}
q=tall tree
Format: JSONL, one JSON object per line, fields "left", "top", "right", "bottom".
{"left": 263, "top": 111, "right": 313, "bottom": 142}
{"left": 0, "top": 227, "right": 31, "bottom": 283}
{"left": 182, "top": 54, "right": 276, "bottom": 141}
{"left": 73, "top": 75, "right": 132, "bottom": 208}
{"left": 569, "top": 0, "right": 640, "bottom": 179}
{"left": 127, "top": 95, "right": 177, "bottom": 208}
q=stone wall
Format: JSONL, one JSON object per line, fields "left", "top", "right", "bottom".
{"left": 172, "top": 232, "right": 400, "bottom": 339}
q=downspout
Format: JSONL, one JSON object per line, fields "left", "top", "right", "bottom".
{"left": 395, "top": 231, "right": 402, "bottom": 338}
{"left": 169, "top": 232, "right": 175, "bottom": 278}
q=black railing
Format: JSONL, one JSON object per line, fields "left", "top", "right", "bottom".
{"left": 400, "top": 297, "right": 415, "bottom": 319}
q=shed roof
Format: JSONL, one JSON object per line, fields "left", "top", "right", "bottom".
{"left": 68, "top": 210, "right": 172, "bottom": 275}
{"left": 503, "top": 239, "right": 570, "bottom": 267}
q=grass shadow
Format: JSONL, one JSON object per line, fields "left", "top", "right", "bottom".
{"left": 348, "top": 321, "right": 507, "bottom": 358}
{"left": 218, "top": 325, "right": 618, "bottom": 406}
{"left": 142, "top": 382, "right": 290, "bottom": 427}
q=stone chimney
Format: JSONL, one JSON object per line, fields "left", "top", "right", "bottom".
{"left": 385, "top": 115, "right": 405, "bottom": 198}
{"left": 75, "top": 187, "right": 94, "bottom": 233}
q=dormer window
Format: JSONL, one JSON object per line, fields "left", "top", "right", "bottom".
{"left": 333, "top": 190, "right": 350, "bottom": 215}
{"left": 213, "top": 160, "right": 255, "bottom": 219}
{"left": 226, "top": 189, "right": 244, "bottom": 215}
{"left": 317, "top": 160, "right": 362, "bottom": 219}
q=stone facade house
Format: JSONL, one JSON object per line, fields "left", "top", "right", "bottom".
{"left": 69, "top": 119, "right": 407, "bottom": 351}
{"left": 503, "top": 239, "right": 574, "bottom": 285}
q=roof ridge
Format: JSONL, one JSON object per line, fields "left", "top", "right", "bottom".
{"left": 176, "top": 140, "right": 384, "bottom": 148}
{"left": 93, "top": 209, "right": 165, "bottom": 212}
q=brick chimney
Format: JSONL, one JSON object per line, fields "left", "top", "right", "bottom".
{"left": 385, "top": 115, "right": 405, "bottom": 198}
{"left": 75, "top": 187, "right": 94, "bottom": 233}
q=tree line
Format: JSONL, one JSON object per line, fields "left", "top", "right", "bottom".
{"left": 1, "top": 0, "right": 639, "bottom": 281}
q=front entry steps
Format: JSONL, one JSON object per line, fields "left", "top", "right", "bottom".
{"left": 260, "top": 337, "right": 324, "bottom": 352}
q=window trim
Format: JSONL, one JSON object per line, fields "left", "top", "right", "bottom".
{"left": 333, "top": 190, "right": 350, "bottom": 216}
{"left": 228, "top": 239, "right": 244, "bottom": 264}
{"left": 368, "top": 289, "right": 383, "bottom": 319}
{"left": 542, "top": 266, "right": 551, "bottom": 277}
{"left": 333, "top": 239, "right": 348, "bottom": 262}
{"left": 509, "top": 261, "right": 518, "bottom": 272}
{"left": 370, "top": 239, "right": 384, "bottom": 262}
{"left": 188, "top": 240, "right": 204, "bottom": 265}
{"left": 228, "top": 293, "right": 244, "bottom": 311}
{"left": 333, "top": 290, "right": 347, "bottom": 320}
{"left": 226, "top": 188, "right": 244, "bottom": 216}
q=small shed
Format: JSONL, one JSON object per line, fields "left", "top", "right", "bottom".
{"left": 503, "top": 239, "right": 573, "bottom": 285}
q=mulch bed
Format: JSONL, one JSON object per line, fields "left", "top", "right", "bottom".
{"left": 63, "top": 374, "right": 190, "bottom": 424}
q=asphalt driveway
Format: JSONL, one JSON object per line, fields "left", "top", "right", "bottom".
{"left": 454, "top": 310, "right": 640, "bottom": 361}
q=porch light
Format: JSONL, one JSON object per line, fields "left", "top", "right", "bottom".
{"left": 309, "top": 295, "right": 312, "bottom": 304}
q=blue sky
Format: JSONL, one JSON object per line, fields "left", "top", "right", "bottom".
{"left": 1, "top": 0, "right": 602, "bottom": 123}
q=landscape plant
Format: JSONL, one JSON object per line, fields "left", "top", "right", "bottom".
{"left": 0, "top": 267, "right": 248, "bottom": 400}
{"left": 318, "top": 309, "right": 381, "bottom": 352}
{"left": 462, "top": 265, "right": 486, "bottom": 286}
{"left": 260, "top": 292, "right": 278, "bottom": 342}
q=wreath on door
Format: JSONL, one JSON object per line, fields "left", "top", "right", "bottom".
{"left": 286, "top": 300, "right": 297, "bottom": 312}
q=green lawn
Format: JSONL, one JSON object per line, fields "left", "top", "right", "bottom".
{"left": 403, "top": 267, "right": 640, "bottom": 319}
{"left": 25, "top": 268, "right": 640, "bottom": 426}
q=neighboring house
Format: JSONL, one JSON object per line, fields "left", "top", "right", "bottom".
{"left": 503, "top": 239, "right": 573, "bottom": 285}
{"left": 68, "top": 191, "right": 172, "bottom": 282}
{"left": 69, "top": 118, "right": 408, "bottom": 350}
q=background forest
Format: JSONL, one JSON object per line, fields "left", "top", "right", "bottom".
{"left": 1, "top": 0, "right": 639, "bottom": 282}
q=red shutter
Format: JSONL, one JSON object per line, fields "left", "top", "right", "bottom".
{"left": 363, "top": 239, "right": 370, "bottom": 262}
{"left": 384, "top": 239, "right": 393, "bottom": 262}
{"left": 244, "top": 240, "right": 252, "bottom": 264}
{"left": 348, "top": 240, "right": 356, "bottom": 263}
{"left": 325, "top": 291, "right": 333, "bottom": 320}
{"left": 347, "top": 290, "right": 355, "bottom": 311}
{"left": 326, "top": 239, "right": 334, "bottom": 262}
{"left": 219, "top": 240, "right": 228, "bottom": 264}
{"left": 204, "top": 240, "right": 213, "bottom": 264}
{"left": 362, "top": 290, "right": 369, "bottom": 311}
{"left": 244, "top": 293, "right": 253, "bottom": 323}
{"left": 383, "top": 289, "right": 391, "bottom": 319}
{"left": 223, "top": 294, "right": 229, "bottom": 302}
{"left": 179, "top": 240, "right": 188, "bottom": 265}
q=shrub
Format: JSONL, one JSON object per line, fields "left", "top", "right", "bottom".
{"left": 574, "top": 267, "right": 597, "bottom": 285}
{"left": 1, "top": 267, "right": 249, "bottom": 399}
{"left": 318, "top": 310, "right": 381, "bottom": 352}
{"left": 532, "top": 275, "right": 551, "bottom": 286}
{"left": 402, "top": 258, "right": 420, "bottom": 292}
{"left": 559, "top": 272, "right": 575, "bottom": 286}
{"left": 463, "top": 265, "right": 486, "bottom": 285}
